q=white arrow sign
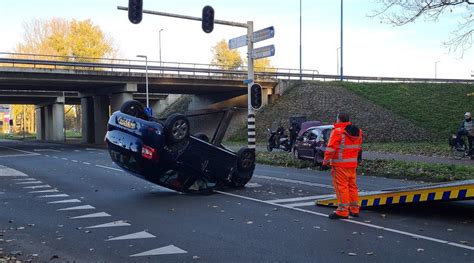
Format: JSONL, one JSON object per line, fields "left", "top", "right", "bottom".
{"left": 251, "top": 45, "right": 275, "bottom": 60}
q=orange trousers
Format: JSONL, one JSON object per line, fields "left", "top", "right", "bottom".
{"left": 331, "top": 167, "right": 359, "bottom": 217}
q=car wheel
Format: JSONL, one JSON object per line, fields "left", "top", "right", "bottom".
{"left": 266, "top": 144, "right": 273, "bottom": 152}
{"left": 194, "top": 133, "right": 209, "bottom": 142}
{"left": 164, "top": 114, "right": 190, "bottom": 144}
{"left": 237, "top": 148, "right": 256, "bottom": 172}
{"left": 120, "top": 100, "right": 148, "bottom": 120}
{"left": 231, "top": 170, "right": 253, "bottom": 188}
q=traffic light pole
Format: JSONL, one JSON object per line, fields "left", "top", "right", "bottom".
{"left": 119, "top": 6, "right": 257, "bottom": 150}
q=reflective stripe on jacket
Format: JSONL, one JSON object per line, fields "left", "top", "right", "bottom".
{"left": 324, "top": 122, "right": 363, "bottom": 168}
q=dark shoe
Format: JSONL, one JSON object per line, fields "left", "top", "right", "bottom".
{"left": 350, "top": 212, "right": 360, "bottom": 217}
{"left": 328, "top": 213, "right": 348, "bottom": 220}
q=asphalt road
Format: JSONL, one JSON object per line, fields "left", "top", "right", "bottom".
{"left": 0, "top": 140, "right": 473, "bottom": 262}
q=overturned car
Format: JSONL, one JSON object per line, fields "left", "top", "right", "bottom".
{"left": 105, "top": 100, "right": 255, "bottom": 193}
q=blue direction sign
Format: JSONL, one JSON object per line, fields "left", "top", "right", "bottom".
{"left": 251, "top": 45, "right": 275, "bottom": 60}
{"left": 229, "top": 35, "right": 247, "bottom": 49}
{"left": 252, "top": 26, "right": 275, "bottom": 43}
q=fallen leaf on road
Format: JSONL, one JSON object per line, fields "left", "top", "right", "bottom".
{"left": 378, "top": 236, "right": 383, "bottom": 239}
{"left": 381, "top": 214, "right": 386, "bottom": 219}
{"left": 211, "top": 205, "right": 218, "bottom": 208}
{"left": 16, "top": 227, "right": 25, "bottom": 230}
{"left": 352, "top": 232, "right": 358, "bottom": 235}
{"left": 314, "top": 226, "right": 321, "bottom": 229}
{"left": 246, "top": 221, "right": 253, "bottom": 224}
{"left": 364, "top": 220, "right": 371, "bottom": 223}
{"left": 273, "top": 208, "right": 278, "bottom": 211}
{"left": 27, "top": 224, "right": 35, "bottom": 227}
{"left": 50, "top": 255, "right": 59, "bottom": 260}
{"left": 168, "top": 208, "right": 175, "bottom": 212}
{"left": 459, "top": 241, "right": 469, "bottom": 244}
{"left": 417, "top": 248, "right": 424, "bottom": 252}
{"left": 348, "top": 252, "right": 357, "bottom": 256}
{"left": 447, "top": 229, "right": 453, "bottom": 232}
{"left": 366, "top": 252, "right": 374, "bottom": 256}
{"left": 193, "top": 256, "right": 200, "bottom": 260}
{"left": 229, "top": 218, "right": 234, "bottom": 221}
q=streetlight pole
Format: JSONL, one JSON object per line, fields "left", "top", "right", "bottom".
{"left": 299, "top": 0, "right": 302, "bottom": 81}
{"left": 340, "top": 0, "right": 344, "bottom": 81}
{"left": 337, "top": 47, "right": 341, "bottom": 75}
{"left": 435, "top": 61, "right": 440, "bottom": 79}
{"left": 136, "top": 55, "right": 149, "bottom": 108}
{"left": 159, "top": 28, "right": 164, "bottom": 68}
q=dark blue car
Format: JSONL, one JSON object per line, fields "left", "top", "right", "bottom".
{"left": 105, "top": 101, "right": 255, "bottom": 193}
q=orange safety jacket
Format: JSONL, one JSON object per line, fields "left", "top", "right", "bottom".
{"left": 323, "top": 122, "right": 363, "bottom": 168}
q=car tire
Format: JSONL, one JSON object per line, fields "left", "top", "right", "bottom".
{"left": 237, "top": 148, "right": 256, "bottom": 172}
{"left": 120, "top": 100, "right": 148, "bottom": 120}
{"left": 194, "top": 133, "right": 209, "bottom": 142}
{"left": 164, "top": 114, "right": 190, "bottom": 144}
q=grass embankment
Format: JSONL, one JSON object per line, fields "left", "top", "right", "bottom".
{"left": 256, "top": 152, "right": 474, "bottom": 183}
{"left": 342, "top": 82, "right": 474, "bottom": 140}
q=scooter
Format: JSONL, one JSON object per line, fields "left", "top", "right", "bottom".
{"left": 266, "top": 127, "right": 291, "bottom": 152}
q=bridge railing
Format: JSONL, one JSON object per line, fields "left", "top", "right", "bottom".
{"left": 1, "top": 52, "right": 473, "bottom": 84}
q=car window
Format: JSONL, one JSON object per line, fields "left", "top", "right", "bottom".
{"left": 302, "top": 130, "right": 312, "bottom": 139}
{"left": 310, "top": 129, "right": 321, "bottom": 140}
{"left": 322, "top": 128, "right": 332, "bottom": 142}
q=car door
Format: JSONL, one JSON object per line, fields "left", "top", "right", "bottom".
{"left": 298, "top": 129, "right": 313, "bottom": 158}
{"left": 307, "top": 129, "right": 322, "bottom": 158}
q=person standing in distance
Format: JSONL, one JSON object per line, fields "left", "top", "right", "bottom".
{"left": 322, "top": 112, "right": 363, "bottom": 219}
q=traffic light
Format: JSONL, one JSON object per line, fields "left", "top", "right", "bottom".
{"left": 202, "top": 5, "right": 214, "bottom": 33}
{"left": 128, "top": 0, "right": 143, "bottom": 24}
{"left": 250, "top": 83, "right": 262, "bottom": 109}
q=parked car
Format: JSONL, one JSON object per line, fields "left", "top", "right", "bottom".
{"left": 293, "top": 125, "right": 333, "bottom": 166}
{"left": 105, "top": 100, "right": 255, "bottom": 193}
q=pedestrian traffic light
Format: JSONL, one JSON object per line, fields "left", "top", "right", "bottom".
{"left": 128, "top": 0, "right": 143, "bottom": 24}
{"left": 250, "top": 83, "right": 262, "bottom": 110}
{"left": 202, "top": 5, "right": 214, "bottom": 33}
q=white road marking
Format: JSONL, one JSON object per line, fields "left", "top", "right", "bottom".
{"left": 48, "top": 199, "right": 82, "bottom": 204}
{"left": 70, "top": 212, "right": 111, "bottom": 219}
{"left": 254, "top": 175, "right": 334, "bottom": 189}
{"left": 267, "top": 194, "right": 335, "bottom": 204}
{"left": 33, "top": 149, "right": 60, "bottom": 152}
{"left": 245, "top": 183, "right": 262, "bottom": 188}
{"left": 45, "top": 155, "right": 50, "bottom": 157}
{"left": 106, "top": 231, "right": 155, "bottom": 241}
{"left": 285, "top": 202, "right": 316, "bottom": 208}
{"left": 38, "top": 194, "right": 70, "bottom": 198}
{"left": 29, "top": 189, "right": 59, "bottom": 193}
{"left": 0, "top": 153, "right": 40, "bottom": 158}
{"left": 130, "top": 245, "right": 187, "bottom": 257}
{"left": 216, "top": 191, "right": 474, "bottom": 252}
{"left": 0, "top": 166, "right": 28, "bottom": 177}
{"left": 74, "top": 150, "right": 81, "bottom": 152}
{"left": 61, "top": 158, "right": 68, "bottom": 161}
{"left": 53, "top": 156, "right": 59, "bottom": 159}
{"left": 95, "top": 165, "right": 123, "bottom": 172}
{"left": 13, "top": 178, "right": 37, "bottom": 181}
{"left": 57, "top": 205, "right": 95, "bottom": 211}
{"left": 71, "top": 160, "right": 78, "bottom": 163}
{"left": 86, "top": 220, "right": 131, "bottom": 229}
{"left": 0, "top": 146, "right": 40, "bottom": 155}
{"left": 23, "top": 185, "right": 51, "bottom": 189}
{"left": 83, "top": 162, "right": 91, "bottom": 165}
{"left": 86, "top": 148, "right": 99, "bottom": 151}
{"left": 16, "top": 181, "right": 43, "bottom": 184}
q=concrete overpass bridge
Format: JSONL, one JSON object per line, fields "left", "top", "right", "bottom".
{"left": 0, "top": 54, "right": 281, "bottom": 143}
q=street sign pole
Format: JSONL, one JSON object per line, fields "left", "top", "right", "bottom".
{"left": 247, "top": 21, "right": 256, "bottom": 150}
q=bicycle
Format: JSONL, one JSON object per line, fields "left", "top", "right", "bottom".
{"left": 449, "top": 134, "right": 473, "bottom": 160}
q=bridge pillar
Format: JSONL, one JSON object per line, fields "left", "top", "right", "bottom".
{"left": 110, "top": 84, "right": 137, "bottom": 113}
{"left": 81, "top": 96, "right": 94, "bottom": 143}
{"left": 42, "top": 98, "right": 64, "bottom": 141}
{"left": 93, "top": 95, "right": 110, "bottom": 144}
{"left": 35, "top": 106, "right": 45, "bottom": 140}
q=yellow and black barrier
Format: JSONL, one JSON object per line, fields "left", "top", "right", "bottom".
{"left": 315, "top": 179, "right": 474, "bottom": 208}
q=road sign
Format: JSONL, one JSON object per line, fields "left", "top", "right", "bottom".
{"left": 251, "top": 45, "right": 275, "bottom": 60}
{"left": 229, "top": 35, "right": 247, "bottom": 49}
{"left": 243, "top": 79, "right": 253, "bottom": 84}
{"left": 252, "top": 26, "right": 275, "bottom": 43}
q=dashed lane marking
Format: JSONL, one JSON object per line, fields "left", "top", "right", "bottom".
{"left": 47, "top": 199, "right": 82, "bottom": 204}
{"left": 13, "top": 178, "right": 37, "bottom": 181}
{"left": 16, "top": 181, "right": 43, "bottom": 184}
{"left": 130, "top": 245, "right": 187, "bottom": 257}
{"left": 83, "top": 162, "right": 91, "bottom": 165}
{"left": 70, "top": 212, "right": 111, "bottom": 219}
{"left": 216, "top": 190, "right": 474, "bottom": 252}
{"left": 61, "top": 158, "right": 68, "bottom": 161}
{"left": 86, "top": 220, "right": 131, "bottom": 229}
{"left": 285, "top": 201, "right": 316, "bottom": 208}
{"left": 71, "top": 160, "right": 78, "bottom": 163}
{"left": 38, "top": 194, "right": 70, "bottom": 198}
{"left": 53, "top": 156, "right": 59, "bottom": 159}
{"left": 106, "top": 231, "right": 155, "bottom": 241}
{"left": 57, "top": 205, "right": 95, "bottom": 211}
{"left": 95, "top": 164, "right": 123, "bottom": 172}
{"left": 0, "top": 146, "right": 40, "bottom": 158}
{"left": 254, "top": 174, "right": 334, "bottom": 189}
{"left": 33, "top": 149, "right": 60, "bottom": 152}
{"left": 23, "top": 185, "right": 51, "bottom": 189}
{"left": 28, "top": 189, "right": 59, "bottom": 193}
{"left": 267, "top": 195, "right": 335, "bottom": 204}
{"left": 0, "top": 165, "right": 28, "bottom": 177}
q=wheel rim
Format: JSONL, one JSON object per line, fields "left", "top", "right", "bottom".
{"left": 241, "top": 152, "right": 254, "bottom": 169}
{"left": 171, "top": 120, "right": 188, "bottom": 140}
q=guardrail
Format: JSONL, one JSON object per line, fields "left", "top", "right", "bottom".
{"left": 1, "top": 52, "right": 473, "bottom": 84}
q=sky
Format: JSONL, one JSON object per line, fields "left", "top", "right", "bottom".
{"left": 0, "top": 0, "right": 473, "bottom": 79}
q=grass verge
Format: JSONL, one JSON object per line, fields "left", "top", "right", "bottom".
{"left": 256, "top": 152, "right": 474, "bottom": 183}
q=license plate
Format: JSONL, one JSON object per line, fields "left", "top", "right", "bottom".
{"left": 117, "top": 116, "right": 137, "bottom": 129}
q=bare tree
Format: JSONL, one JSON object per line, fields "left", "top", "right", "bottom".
{"left": 371, "top": 0, "right": 473, "bottom": 53}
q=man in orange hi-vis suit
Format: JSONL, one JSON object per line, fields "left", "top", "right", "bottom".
{"left": 322, "top": 112, "right": 363, "bottom": 219}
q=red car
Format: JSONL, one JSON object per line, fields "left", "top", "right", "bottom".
{"left": 293, "top": 125, "right": 333, "bottom": 166}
